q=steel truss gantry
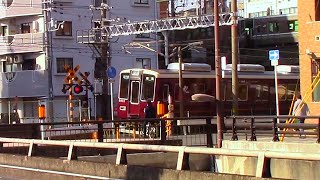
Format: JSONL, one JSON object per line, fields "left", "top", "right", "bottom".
{"left": 77, "top": 14, "right": 233, "bottom": 44}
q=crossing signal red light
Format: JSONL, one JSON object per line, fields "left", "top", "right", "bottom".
{"left": 74, "top": 85, "right": 83, "bottom": 94}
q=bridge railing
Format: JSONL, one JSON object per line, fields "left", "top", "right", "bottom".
{"left": 227, "top": 115, "right": 320, "bottom": 142}
{"left": 0, "top": 137, "right": 318, "bottom": 178}
{"left": 0, "top": 115, "right": 319, "bottom": 148}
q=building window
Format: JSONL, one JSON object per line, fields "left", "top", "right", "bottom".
{"left": 135, "top": 58, "right": 151, "bottom": 69}
{"left": 56, "top": 21, "right": 72, "bottom": 36}
{"left": 311, "top": 59, "right": 320, "bottom": 102}
{"left": 56, "top": 58, "right": 73, "bottom": 73}
{"left": 21, "top": 23, "right": 31, "bottom": 34}
{"left": 1, "top": 26, "right": 7, "bottom": 36}
{"left": 316, "top": 0, "right": 320, "bottom": 21}
{"left": 134, "top": 0, "right": 148, "bottom": 5}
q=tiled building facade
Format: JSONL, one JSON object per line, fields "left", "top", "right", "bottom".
{"left": 298, "top": 0, "right": 320, "bottom": 115}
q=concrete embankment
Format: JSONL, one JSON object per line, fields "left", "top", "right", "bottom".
{"left": 0, "top": 153, "right": 275, "bottom": 180}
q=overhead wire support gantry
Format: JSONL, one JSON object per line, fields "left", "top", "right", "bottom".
{"left": 77, "top": 13, "right": 233, "bottom": 43}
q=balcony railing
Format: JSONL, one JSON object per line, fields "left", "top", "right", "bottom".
{"left": 0, "top": 0, "right": 42, "bottom": 19}
{"left": 0, "top": 33, "right": 44, "bottom": 55}
{"left": 0, "top": 70, "right": 49, "bottom": 98}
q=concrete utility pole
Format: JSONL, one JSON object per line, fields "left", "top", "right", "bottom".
{"left": 98, "top": 1, "right": 111, "bottom": 120}
{"left": 231, "top": 0, "right": 239, "bottom": 115}
{"left": 214, "top": 0, "right": 223, "bottom": 148}
{"left": 43, "top": 0, "right": 54, "bottom": 123}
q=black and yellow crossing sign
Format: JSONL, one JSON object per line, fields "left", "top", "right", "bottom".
{"left": 64, "top": 65, "right": 81, "bottom": 85}
{"left": 78, "top": 71, "right": 91, "bottom": 85}
{"left": 62, "top": 65, "right": 94, "bottom": 94}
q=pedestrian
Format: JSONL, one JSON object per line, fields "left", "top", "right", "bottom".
{"left": 143, "top": 99, "right": 156, "bottom": 137}
{"left": 292, "top": 94, "right": 310, "bottom": 138}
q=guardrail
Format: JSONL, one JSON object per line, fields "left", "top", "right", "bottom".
{"left": 0, "top": 137, "right": 319, "bottom": 178}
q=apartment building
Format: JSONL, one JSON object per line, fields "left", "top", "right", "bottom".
{"left": 0, "top": 0, "right": 158, "bottom": 123}
{"left": 243, "top": 0, "right": 297, "bottom": 18}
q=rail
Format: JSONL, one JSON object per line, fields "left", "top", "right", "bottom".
{"left": 0, "top": 137, "right": 319, "bottom": 178}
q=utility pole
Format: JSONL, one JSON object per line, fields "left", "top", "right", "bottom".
{"left": 98, "top": 0, "right": 111, "bottom": 120}
{"left": 231, "top": 0, "right": 239, "bottom": 115}
{"left": 214, "top": 0, "right": 223, "bottom": 148}
{"left": 43, "top": 0, "right": 54, "bottom": 123}
{"left": 178, "top": 46, "right": 184, "bottom": 117}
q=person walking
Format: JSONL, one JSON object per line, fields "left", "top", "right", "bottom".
{"left": 292, "top": 95, "right": 310, "bottom": 138}
{"left": 143, "top": 99, "right": 156, "bottom": 137}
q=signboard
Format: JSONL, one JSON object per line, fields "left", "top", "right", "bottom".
{"left": 107, "top": 66, "right": 117, "bottom": 78}
{"left": 269, "top": 50, "right": 279, "bottom": 66}
{"left": 271, "top": 60, "right": 278, "bottom": 66}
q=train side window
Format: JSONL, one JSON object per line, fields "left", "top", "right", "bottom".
{"left": 251, "top": 84, "right": 268, "bottom": 101}
{"left": 191, "top": 83, "right": 206, "bottom": 94}
{"left": 174, "top": 84, "right": 180, "bottom": 101}
{"left": 268, "top": 22, "right": 279, "bottom": 33}
{"left": 238, "top": 84, "right": 248, "bottom": 101}
{"left": 225, "top": 83, "right": 248, "bottom": 101}
{"left": 287, "top": 84, "right": 299, "bottom": 100}
{"left": 141, "top": 75, "right": 155, "bottom": 101}
{"left": 119, "top": 73, "right": 130, "bottom": 99}
{"left": 278, "top": 84, "right": 287, "bottom": 101}
{"left": 162, "top": 84, "right": 170, "bottom": 102}
{"left": 130, "top": 81, "right": 140, "bottom": 104}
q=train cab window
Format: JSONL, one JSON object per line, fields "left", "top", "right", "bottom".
{"left": 130, "top": 81, "right": 140, "bottom": 104}
{"left": 141, "top": 75, "right": 155, "bottom": 101}
{"left": 288, "top": 20, "right": 298, "bottom": 32}
{"left": 119, "top": 73, "right": 130, "bottom": 99}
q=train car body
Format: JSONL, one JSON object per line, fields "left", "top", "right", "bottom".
{"left": 239, "top": 14, "right": 298, "bottom": 46}
{"left": 117, "top": 63, "right": 299, "bottom": 119}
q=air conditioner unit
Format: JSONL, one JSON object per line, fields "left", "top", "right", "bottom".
{"left": 13, "top": 55, "right": 23, "bottom": 64}
{"left": 6, "top": 56, "right": 13, "bottom": 64}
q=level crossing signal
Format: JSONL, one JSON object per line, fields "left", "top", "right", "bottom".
{"left": 73, "top": 85, "right": 84, "bottom": 94}
{"left": 61, "top": 65, "right": 94, "bottom": 94}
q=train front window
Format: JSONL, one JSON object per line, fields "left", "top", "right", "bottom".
{"left": 119, "top": 73, "right": 130, "bottom": 99}
{"left": 141, "top": 75, "right": 155, "bottom": 101}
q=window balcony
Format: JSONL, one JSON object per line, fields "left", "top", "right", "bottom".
{"left": 0, "top": 33, "right": 44, "bottom": 55}
{"left": 0, "top": 70, "right": 49, "bottom": 98}
{"left": 0, "top": 0, "right": 42, "bottom": 19}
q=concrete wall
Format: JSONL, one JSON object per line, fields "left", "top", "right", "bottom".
{"left": 218, "top": 140, "right": 320, "bottom": 179}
